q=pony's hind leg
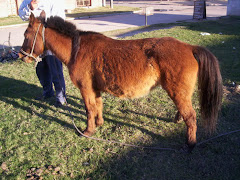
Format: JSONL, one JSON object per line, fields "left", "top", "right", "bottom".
{"left": 177, "top": 102, "right": 197, "bottom": 152}
{"left": 174, "top": 111, "right": 183, "bottom": 123}
{"left": 163, "top": 77, "right": 197, "bottom": 151}
{"left": 169, "top": 97, "right": 197, "bottom": 152}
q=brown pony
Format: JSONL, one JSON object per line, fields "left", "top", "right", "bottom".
{"left": 19, "top": 12, "right": 222, "bottom": 152}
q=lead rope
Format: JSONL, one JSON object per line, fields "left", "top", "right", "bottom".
{"left": 196, "top": 129, "right": 240, "bottom": 146}
{"left": 20, "top": 23, "right": 45, "bottom": 67}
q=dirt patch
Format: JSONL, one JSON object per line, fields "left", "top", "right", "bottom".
{"left": 26, "top": 165, "right": 66, "bottom": 180}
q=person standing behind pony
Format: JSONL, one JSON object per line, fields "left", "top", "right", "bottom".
{"left": 19, "top": 0, "right": 66, "bottom": 107}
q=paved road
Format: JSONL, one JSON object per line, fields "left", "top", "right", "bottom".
{"left": 0, "top": 0, "right": 227, "bottom": 50}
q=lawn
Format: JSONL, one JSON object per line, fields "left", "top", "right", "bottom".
{"left": 0, "top": 15, "right": 26, "bottom": 27}
{"left": 0, "top": 16, "right": 240, "bottom": 179}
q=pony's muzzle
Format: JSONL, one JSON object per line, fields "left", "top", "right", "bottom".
{"left": 18, "top": 51, "right": 33, "bottom": 63}
{"left": 18, "top": 51, "right": 24, "bottom": 59}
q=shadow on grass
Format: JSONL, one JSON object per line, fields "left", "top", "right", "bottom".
{"left": 0, "top": 75, "right": 176, "bottom": 141}
{"left": 66, "top": 95, "right": 174, "bottom": 139}
{"left": 0, "top": 75, "right": 78, "bottom": 130}
{"left": 120, "top": 109, "right": 173, "bottom": 122}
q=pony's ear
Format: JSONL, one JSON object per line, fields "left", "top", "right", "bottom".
{"left": 40, "top": 11, "right": 46, "bottom": 21}
{"left": 29, "top": 12, "right": 35, "bottom": 24}
{"left": 39, "top": 10, "right": 46, "bottom": 25}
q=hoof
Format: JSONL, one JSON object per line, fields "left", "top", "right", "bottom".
{"left": 174, "top": 118, "right": 183, "bottom": 124}
{"left": 83, "top": 130, "right": 95, "bottom": 137}
{"left": 174, "top": 112, "right": 183, "bottom": 123}
{"left": 96, "top": 118, "right": 104, "bottom": 127}
{"left": 96, "top": 123, "right": 103, "bottom": 127}
{"left": 180, "top": 144, "right": 195, "bottom": 153}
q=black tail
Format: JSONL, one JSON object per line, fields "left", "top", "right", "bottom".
{"left": 193, "top": 46, "right": 223, "bottom": 134}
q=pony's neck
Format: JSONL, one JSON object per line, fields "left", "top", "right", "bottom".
{"left": 44, "top": 28, "right": 72, "bottom": 65}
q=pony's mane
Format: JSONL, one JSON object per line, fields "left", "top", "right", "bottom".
{"left": 40, "top": 16, "right": 103, "bottom": 63}
{"left": 45, "top": 16, "right": 78, "bottom": 38}
{"left": 43, "top": 16, "right": 101, "bottom": 37}
{"left": 42, "top": 16, "right": 83, "bottom": 63}
{"left": 39, "top": 16, "right": 103, "bottom": 63}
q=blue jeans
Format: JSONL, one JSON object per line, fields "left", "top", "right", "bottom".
{"left": 36, "top": 55, "right": 66, "bottom": 104}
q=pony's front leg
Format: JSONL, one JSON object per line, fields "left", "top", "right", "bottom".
{"left": 95, "top": 92, "right": 104, "bottom": 127}
{"left": 80, "top": 88, "right": 98, "bottom": 136}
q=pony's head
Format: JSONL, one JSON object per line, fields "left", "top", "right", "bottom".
{"left": 18, "top": 11, "right": 46, "bottom": 63}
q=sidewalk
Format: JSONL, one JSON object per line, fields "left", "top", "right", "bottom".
{"left": 0, "top": 0, "right": 227, "bottom": 50}
{"left": 73, "top": 0, "right": 226, "bottom": 32}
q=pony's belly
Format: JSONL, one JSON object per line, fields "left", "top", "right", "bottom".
{"left": 103, "top": 61, "right": 160, "bottom": 99}
{"left": 117, "top": 74, "right": 159, "bottom": 99}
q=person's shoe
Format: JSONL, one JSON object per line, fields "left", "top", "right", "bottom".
{"left": 35, "top": 94, "right": 53, "bottom": 101}
{"left": 54, "top": 100, "right": 65, "bottom": 108}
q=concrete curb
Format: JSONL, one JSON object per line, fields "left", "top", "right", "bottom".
{"left": 69, "top": 10, "right": 141, "bottom": 19}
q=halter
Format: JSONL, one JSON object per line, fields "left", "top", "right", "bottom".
{"left": 20, "top": 23, "right": 45, "bottom": 67}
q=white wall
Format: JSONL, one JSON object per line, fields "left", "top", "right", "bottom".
{"left": 0, "top": 0, "right": 9, "bottom": 17}
{"left": 65, "top": 0, "right": 77, "bottom": 10}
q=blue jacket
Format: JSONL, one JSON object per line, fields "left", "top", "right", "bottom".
{"left": 19, "top": 0, "right": 66, "bottom": 21}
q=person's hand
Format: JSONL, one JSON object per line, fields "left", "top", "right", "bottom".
{"left": 30, "top": 0, "right": 40, "bottom": 10}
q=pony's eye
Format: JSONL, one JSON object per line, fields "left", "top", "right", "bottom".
{"left": 24, "top": 30, "right": 29, "bottom": 36}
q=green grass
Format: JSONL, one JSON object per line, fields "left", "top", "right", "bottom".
{"left": 0, "top": 15, "right": 26, "bottom": 26}
{"left": 0, "top": 17, "right": 240, "bottom": 179}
